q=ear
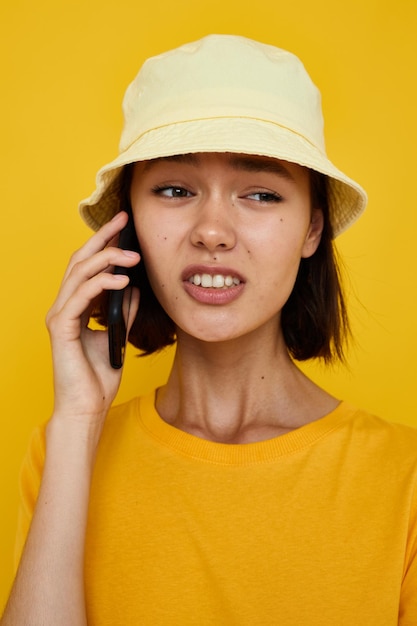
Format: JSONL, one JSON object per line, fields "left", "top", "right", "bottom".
{"left": 301, "top": 209, "right": 324, "bottom": 258}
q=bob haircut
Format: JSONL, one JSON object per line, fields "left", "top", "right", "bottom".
{"left": 93, "top": 161, "right": 350, "bottom": 363}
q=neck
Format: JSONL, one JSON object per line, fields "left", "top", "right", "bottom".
{"left": 155, "top": 330, "right": 338, "bottom": 444}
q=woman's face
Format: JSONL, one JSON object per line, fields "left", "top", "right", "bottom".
{"left": 130, "top": 152, "right": 323, "bottom": 345}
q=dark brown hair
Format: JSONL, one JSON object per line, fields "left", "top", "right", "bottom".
{"left": 93, "top": 163, "right": 349, "bottom": 362}
{"left": 281, "top": 171, "right": 350, "bottom": 362}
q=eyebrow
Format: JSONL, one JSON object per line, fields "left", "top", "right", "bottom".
{"left": 142, "top": 154, "right": 199, "bottom": 171}
{"left": 142, "top": 153, "right": 295, "bottom": 180}
{"left": 227, "top": 155, "right": 295, "bottom": 180}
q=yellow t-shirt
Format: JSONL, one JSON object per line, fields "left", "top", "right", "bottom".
{"left": 16, "top": 393, "right": 417, "bottom": 625}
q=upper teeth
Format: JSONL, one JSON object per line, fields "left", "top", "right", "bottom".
{"left": 189, "top": 274, "right": 241, "bottom": 288}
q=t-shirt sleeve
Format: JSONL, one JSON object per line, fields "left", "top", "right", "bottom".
{"left": 399, "top": 481, "right": 417, "bottom": 625}
{"left": 14, "top": 425, "right": 46, "bottom": 572}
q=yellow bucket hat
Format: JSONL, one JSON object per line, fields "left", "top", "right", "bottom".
{"left": 79, "top": 34, "right": 367, "bottom": 237}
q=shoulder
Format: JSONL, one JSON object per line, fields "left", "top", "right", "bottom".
{"left": 346, "top": 404, "right": 417, "bottom": 438}
{"left": 106, "top": 394, "right": 141, "bottom": 423}
{"left": 94, "top": 393, "right": 156, "bottom": 457}
{"left": 98, "top": 394, "right": 142, "bottom": 441}
{"left": 339, "top": 403, "right": 417, "bottom": 465}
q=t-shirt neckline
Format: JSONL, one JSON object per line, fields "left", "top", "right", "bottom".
{"left": 135, "top": 391, "right": 357, "bottom": 466}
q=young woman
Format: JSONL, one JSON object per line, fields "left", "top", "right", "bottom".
{"left": 2, "top": 35, "right": 417, "bottom": 625}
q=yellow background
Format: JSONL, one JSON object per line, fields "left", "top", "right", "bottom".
{"left": 1, "top": 0, "right": 416, "bottom": 608}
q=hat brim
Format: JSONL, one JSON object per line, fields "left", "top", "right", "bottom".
{"left": 79, "top": 117, "right": 367, "bottom": 237}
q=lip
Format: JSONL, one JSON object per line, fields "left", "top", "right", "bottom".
{"left": 181, "top": 264, "right": 246, "bottom": 283}
{"left": 182, "top": 264, "right": 246, "bottom": 305}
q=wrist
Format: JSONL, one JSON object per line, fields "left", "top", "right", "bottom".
{"left": 46, "top": 412, "right": 105, "bottom": 466}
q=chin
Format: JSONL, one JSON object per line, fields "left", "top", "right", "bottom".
{"left": 175, "top": 321, "right": 242, "bottom": 345}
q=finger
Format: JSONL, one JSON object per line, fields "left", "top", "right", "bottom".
{"left": 53, "top": 246, "right": 140, "bottom": 316}
{"left": 47, "top": 271, "right": 131, "bottom": 343}
{"left": 62, "top": 211, "right": 130, "bottom": 281}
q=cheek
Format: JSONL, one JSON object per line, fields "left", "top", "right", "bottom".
{"left": 135, "top": 220, "right": 178, "bottom": 298}
{"left": 135, "top": 207, "right": 185, "bottom": 254}
{"left": 253, "top": 226, "right": 307, "bottom": 297}
{"left": 251, "top": 219, "right": 308, "bottom": 266}
{"left": 135, "top": 213, "right": 167, "bottom": 258}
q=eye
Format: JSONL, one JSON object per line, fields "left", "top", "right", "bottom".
{"left": 152, "top": 185, "right": 193, "bottom": 198}
{"left": 245, "top": 191, "right": 283, "bottom": 203}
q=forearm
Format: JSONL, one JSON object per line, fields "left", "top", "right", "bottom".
{"left": 2, "top": 213, "right": 139, "bottom": 625}
{"left": 2, "top": 417, "right": 100, "bottom": 626}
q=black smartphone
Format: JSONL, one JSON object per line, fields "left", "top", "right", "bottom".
{"left": 108, "top": 213, "right": 140, "bottom": 369}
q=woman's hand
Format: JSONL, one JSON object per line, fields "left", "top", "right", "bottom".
{"left": 45, "top": 211, "right": 140, "bottom": 430}
{"left": 1, "top": 212, "right": 141, "bottom": 626}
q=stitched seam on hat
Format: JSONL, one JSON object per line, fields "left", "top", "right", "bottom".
{"left": 121, "top": 116, "right": 324, "bottom": 155}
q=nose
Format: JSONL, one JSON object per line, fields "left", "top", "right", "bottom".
{"left": 190, "top": 197, "right": 237, "bottom": 252}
